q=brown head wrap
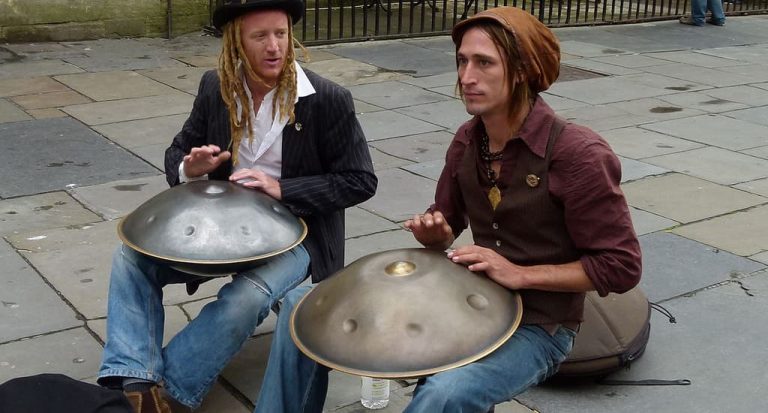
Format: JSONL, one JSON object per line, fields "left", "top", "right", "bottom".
{"left": 452, "top": 7, "right": 560, "bottom": 93}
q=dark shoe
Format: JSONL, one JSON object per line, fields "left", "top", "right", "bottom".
{"left": 679, "top": 15, "right": 704, "bottom": 26}
{"left": 124, "top": 385, "right": 172, "bottom": 413}
{"left": 706, "top": 18, "right": 725, "bottom": 26}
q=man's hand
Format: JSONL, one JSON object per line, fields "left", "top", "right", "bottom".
{"left": 404, "top": 211, "right": 454, "bottom": 250}
{"left": 448, "top": 245, "right": 528, "bottom": 290}
{"left": 229, "top": 168, "right": 282, "bottom": 200}
{"left": 183, "top": 145, "right": 231, "bottom": 178}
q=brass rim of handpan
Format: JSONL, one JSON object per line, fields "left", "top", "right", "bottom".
{"left": 118, "top": 218, "right": 307, "bottom": 265}
{"left": 288, "top": 249, "right": 523, "bottom": 379}
{"left": 117, "top": 180, "right": 308, "bottom": 266}
{"left": 289, "top": 292, "right": 522, "bottom": 379}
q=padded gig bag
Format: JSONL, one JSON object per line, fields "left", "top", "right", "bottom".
{"left": 554, "top": 286, "right": 651, "bottom": 379}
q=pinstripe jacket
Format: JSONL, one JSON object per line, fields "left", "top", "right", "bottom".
{"left": 164, "top": 69, "right": 377, "bottom": 282}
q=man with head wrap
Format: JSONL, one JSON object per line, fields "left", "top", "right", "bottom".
{"left": 96, "top": 1, "right": 376, "bottom": 412}
{"left": 253, "top": 6, "right": 640, "bottom": 412}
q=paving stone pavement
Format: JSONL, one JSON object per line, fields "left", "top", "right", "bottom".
{"left": 2, "top": 15, "right": 768, "bottom": 413}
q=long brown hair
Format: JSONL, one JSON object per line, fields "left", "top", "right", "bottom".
{"left": 454, "top": 21, "right": 532, "bottom": 120}
{"left": 217, "top": 14, "right": 307, "bottom": 166}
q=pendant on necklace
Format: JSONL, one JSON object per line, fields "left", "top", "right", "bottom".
{"left": 488, "top": 185, "right": 502, "bottom": 210}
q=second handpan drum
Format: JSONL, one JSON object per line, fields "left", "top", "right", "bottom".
{"left": 290, "top": 248, "right": 523, "bottom": 379}
{"left": 119, "top": 180, "right": 307, "bottom": 276}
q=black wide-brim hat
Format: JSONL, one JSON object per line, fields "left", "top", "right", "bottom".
{"left": 213, "top": 0, "right": 304, "bottom": 30}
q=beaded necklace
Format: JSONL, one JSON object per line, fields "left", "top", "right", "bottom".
{"left": 480, "top": 134, "right": 504, "bottom": 210}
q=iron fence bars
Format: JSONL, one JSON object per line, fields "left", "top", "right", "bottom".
{"left": 210, "top": 0, "right": 767, "bottom": 45}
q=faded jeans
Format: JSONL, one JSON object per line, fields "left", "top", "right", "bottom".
{"left": 98, "top": 243, "right": 309, "bottom": 408}
{"left": 254, "top": 285, "right": 577, "bottom": 413}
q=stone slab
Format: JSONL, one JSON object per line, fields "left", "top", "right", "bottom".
{"left": 348, "top": 81, "right": 452, "bottom": 110}
{"left": 724, "top": 106, "right": 768, "bottom": 128}
{"left": 0, "top": 99, "right": 32, "bottom": 123}
{"left": 558, "top": 59, "right": 641, "bottom": 76}
{"left": 0, "top": 76, "right": 69, "bottom": 98}
{"left": 539, "top": 93, "right": 590, "bottom": 111}
{"left": 557, "top": 41, "right": 631, "bottom": 58}
{"left": 0, "top": 239, "right": 80, "bottom": 342}
{"left": 92, "top": 113, "right": 188, "bottom": 149}
{"left": 742, "top": 145, "right": 768, "bottom": 160}
{"left": 643, "top": 63, "right": 755, "bottom": 88}
{"left": 369, "top": 131, "right": 454, "bottom": 163}
{"left": 220, "top": 333, "right": 273, "bottom": 404}
{"left": 197, "top": 382, "right": 252, "bottom": 413}
{"left": 174, "top": 55, "right": 219, "bottom": 68}
{"left": 6, "top": 221, "right": 231, "bottom": 319}
{"left": 546, "top": 75, "right": 674, "bottom": 105}
{"left": 750, "top": 252, "right": 768, "bottom": 265}
{"left": 395, "top": 100, "right": 470, "bottom": 131}
{"left": 11, "top": 89, "right": 91, "bottom": 110}
{"left": 62, "top": 93, "right": 194, "bottom": 125}
{"left": 644, "top": 146, "right": 768, "bottom": 185}
{"left": 558, "top": 104, "right": 654, "bottom": 132}
{"left": 62, "top": 51, "right": 186, "bottom": 73}
{"left": 88, "top": 305, "right": 188, "bottom": 346}
{"left": 0, "top": 328, "right": 104, "bottom": 382}
{"left": 69, "top": 174, "right": 168, "bottom": 220}
{"left": 368, "top": 147, "right": 413, "bottom": 171}
{"left": 353, "top": 99, "right": 383, "bottom": 114}
{"left": 657, "top": 91, "right": 749, "bottom": 114}
{"left": 592, "top": 54, "right": 673, "bottom": 69}
{"left": 608, "top": 98, "right": 705, "bottom": 121}
{"left": 345, "top": 206, "right": 399, "bottom": 239}
{"left": 401, "top": 159, "right": 444, "bottom": 181}
{"left": 357, "top": 110, "right": 443, "bottom": 141}
{"left": 649, "top": 50, "right": 749, "bottom": 68}
{"left": 55, "top": 71, "right": 179, "bottom": 101}
{"left": 28, "top": 108, "right": 68, "bottom": 119}
{"left": 345, "top": 230, "right": 423, "bottom": 265}
{"left": 703, "top": 85, "right": 768, "bottom": 107}
{"left": 617, "top": 72, "right": 709, "bottom": 93}
{"left": 642, "top": 114, "right": 768, "bottom": 151}
{"left": 129, "top": 143, "right": 169, "bottom": 171}
{"left": 518, "top": 277, "right": 768, "bottom": 412}
{"left": 0, "top": 60, "right": 84, "bottom": 80}
{"left": 137, "top": 67, "right": 209, "bottom": 94}
{"left": 0, "top": 117, "right": 159, "bottom": 197}
{"left": 734, "top": 178, "right": 768, "bottom": 198}
{"left": 637, "top": 231, "right": 764, "bottom": 301}
{"left": 358, "top": 168, "right": 437, "bottom": 223}
{"left": 303, "top": 58, "right": 408, "bottom": 87}
{"left": 629, "top": 207, "right": 678, "bottom": 236}
{"left": 0, "top": 192, "right": 100, "bottom": 236}
{"left": 330, "top": 41, "right": 455, "bottom": 77}
{"left": 619, "top": 157, "right": 669, "bottom": 183}
{"left": 399, "top": 72, "right": 457, "bottom": 89}
{"left": 622, "top": 173, "right": 767, "bottom": 224}
{"left": 601, "top": 127, "right": 704, "bottom": 159}
{"left": 672, "top": 205, "right": 768, "bottom": 257}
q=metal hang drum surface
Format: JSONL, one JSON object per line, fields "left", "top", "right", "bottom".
{"left": 118, "top": 180, "right": 307, "bottom": 276}
{"left": 290, "top": 248, "right": 523, "bottom": 379}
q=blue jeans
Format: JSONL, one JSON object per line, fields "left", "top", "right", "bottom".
{"left": 691, "top": 0, "right": 725, "bottom": 24}
{"left": 254, "top": 286, "right": 577, "bottom": 413}
{"left": 98, "top": 244, "right": 309, "bottom": 409}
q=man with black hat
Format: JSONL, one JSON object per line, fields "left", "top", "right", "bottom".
{"left": 96, "top": 0, "right": 376, "bottom": 412}
{"left": 253, "top": 6, "right": 640, "bottom": 412}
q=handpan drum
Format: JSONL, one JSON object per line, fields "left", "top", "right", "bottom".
{"left": 118, "top": 180, "right": 307, "bottom": 276}
{"left": 290, "top": 248, "right": 523, "bottom": 379}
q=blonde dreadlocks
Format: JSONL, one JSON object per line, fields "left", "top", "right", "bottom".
{"left": 217, "top": 16, "right": 308, "bottom": 166}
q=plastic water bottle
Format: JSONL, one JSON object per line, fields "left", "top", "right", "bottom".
{"left": 360, "top": 376, "right": 390, "bottom": 409}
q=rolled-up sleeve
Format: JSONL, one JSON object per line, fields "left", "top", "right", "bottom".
{"left": 550, "top": 125, "right": 642, "bottom": 296}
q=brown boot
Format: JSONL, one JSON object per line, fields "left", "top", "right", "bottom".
{"left": 159, "top": 387, "right": 193, "bottom": 413}
{"left": 124, "top": 385, "right": 172, "bottom": 413}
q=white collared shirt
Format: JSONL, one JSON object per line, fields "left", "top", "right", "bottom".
{"left": 179, "top": 62, "right": 315, "bottom": 182}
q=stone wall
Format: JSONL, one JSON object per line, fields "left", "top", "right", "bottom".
{"left": 0, "top": 0, "right": 210, "bottom": 43}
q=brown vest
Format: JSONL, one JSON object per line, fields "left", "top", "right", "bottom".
{"left": 457, "top": 117, "right": 584, "bottom": 329}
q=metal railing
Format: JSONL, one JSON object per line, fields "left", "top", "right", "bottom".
{"left": 211, "top": 0, "right": 768, "bottom": 45}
